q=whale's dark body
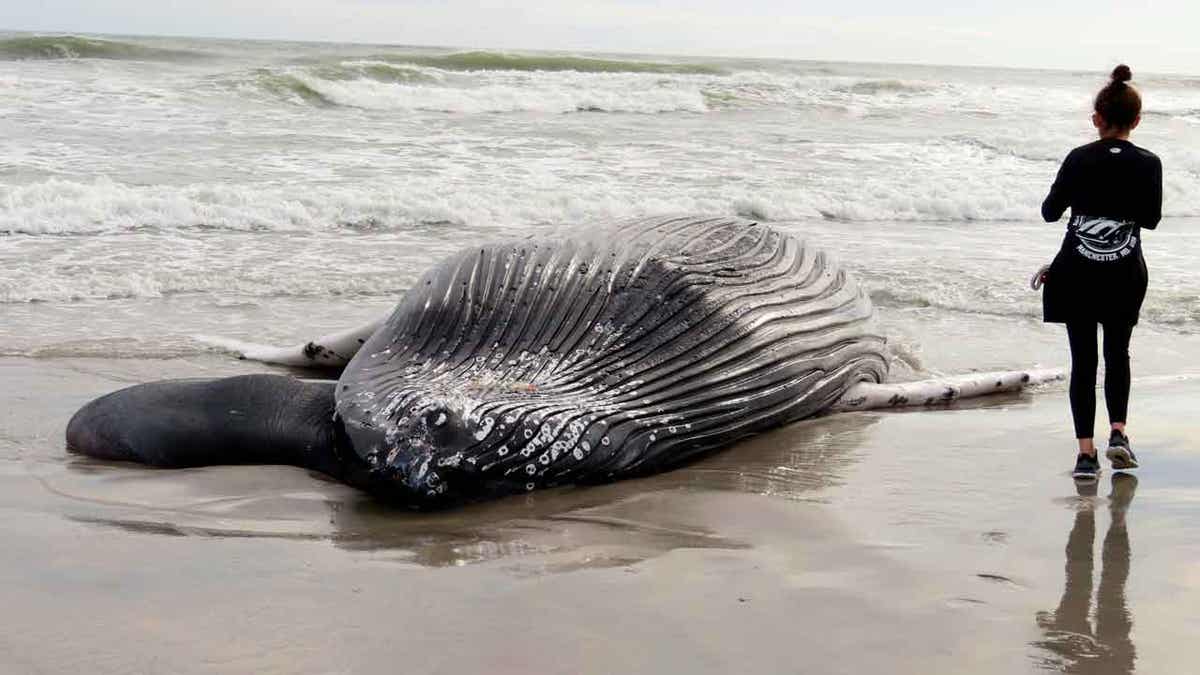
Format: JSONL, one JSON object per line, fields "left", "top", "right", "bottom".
{"left": 68, "top": 216, "right": 888, "bottom": 507}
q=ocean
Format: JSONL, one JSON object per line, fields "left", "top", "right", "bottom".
{"left": 2, "top": 32, "right": 1199, "bottom": 377}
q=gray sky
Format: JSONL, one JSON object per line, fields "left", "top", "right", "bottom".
{"left": 4, "top": 0, "right": 1199, "bottom": 73}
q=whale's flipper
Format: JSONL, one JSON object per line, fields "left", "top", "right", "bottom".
{"left": 202, "top": 314, "right": 389, "bottom": 368}
{"left": 65, "top": 375, "right": 364, "bottom": 483}
{"left": 833, "top": 368, "right": 1065, "bottom": 412}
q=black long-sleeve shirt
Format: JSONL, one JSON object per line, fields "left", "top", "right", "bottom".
{"left": 1040, "top": 138, "right": 1162, "bottom": 324}
{"left": 1043, "top": 138, "right": 1162, "bottom": 228}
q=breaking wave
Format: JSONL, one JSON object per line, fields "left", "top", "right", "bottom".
{"left": 307, "top": 60, "right": 438, "bottom": 84}
{"left": 377, "top": 50, "right": 724, "bottom": 75}
{"left": 0, "top": 176, "right": 1042, "bottom": 238}
{"left": 247, "top": 66, "right": 709, "bottom": 113}
{"left": 838, "top": 79, "right": 931, "bottom": 95}
{"left": 0, "top": 35, "right": 206, "bottom": 61}
{"left": 227, "top": 60, "right": 1200, "bottom": 120}
{"left": 250, "top": 71, "right": 336, "bottom": 106}
{"left": 4, "top": 170, "right": 1198, "bottom": 240}
{"left": 286, "top": 78, "right": 708, "bottom": 113}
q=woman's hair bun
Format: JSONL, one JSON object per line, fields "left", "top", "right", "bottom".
{"left": 1095, "top": 64, "right": 1140, "bottom": 128}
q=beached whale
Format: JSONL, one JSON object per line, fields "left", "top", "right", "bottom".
{"left": 66, "top": 216, "right": 1060, "bottom": 508}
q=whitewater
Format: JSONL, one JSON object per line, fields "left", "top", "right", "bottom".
{"left": 1, "top": 32, "right": 1198, "bottom": 377}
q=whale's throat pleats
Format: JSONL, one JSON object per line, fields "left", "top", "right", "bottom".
{"left": 335, "top": 216, "right": 888, "bottom": 505}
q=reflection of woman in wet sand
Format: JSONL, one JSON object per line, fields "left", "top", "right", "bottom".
{"left": 1035, "top": 474, "right": 1137, "bottom": 674}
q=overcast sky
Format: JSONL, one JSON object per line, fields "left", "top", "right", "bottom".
{"left": 4, "top": 1, "right": 1199, "bottom": 74}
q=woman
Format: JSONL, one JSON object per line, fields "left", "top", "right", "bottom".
{"left": 1041, "top": 64, "right": 1162, "bottom": 480}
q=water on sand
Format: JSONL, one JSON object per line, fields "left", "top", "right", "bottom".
{"left": 4, "top": 357, "right": 1200, "bottom": 673}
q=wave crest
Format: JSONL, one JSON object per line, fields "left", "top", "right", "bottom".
{"left": 0, "top": 35, "right": 205, "bottom": 61}
{"left": 381, "top": 50, "right": 724, "bottom": 75}
{"left": 249, "top": 68, "right": 708, "bottom": 114}
{"left": 5, "top": 172, "right": 1199, "bottom": 241}
{"left": 250, "top": 70, "right": 335, "bottom": 106}
{"left": 839, "top": 79, "right": 931, "bottom": 95}
{"left": 307, "top": 60, "right": 438, "bottom": 84}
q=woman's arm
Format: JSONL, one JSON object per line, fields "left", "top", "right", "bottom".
{"left": 1141, "top": 156, "right": 1163, "bottom": 230}
{"left": 1041, "top": 151, "right": 1075, "bottom": 222}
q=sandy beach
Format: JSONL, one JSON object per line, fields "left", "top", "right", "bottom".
{"left": 2, "top": 354, "right": 1197, "bottom": 674}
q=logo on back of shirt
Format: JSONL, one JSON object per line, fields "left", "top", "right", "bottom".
{"left": 1069, "top": 215, "right": 1138, "bottom": 262}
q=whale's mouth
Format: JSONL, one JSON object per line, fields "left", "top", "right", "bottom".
{"left": 351, "top": 424, "right": 493, "bottom": 508}
{"left": 341, "top": 392, "right": 482, "bottom": 497}
{"left": 376, "top": 444, "right": 461, "bottom": 494}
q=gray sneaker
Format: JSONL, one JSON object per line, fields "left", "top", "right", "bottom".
{"left": 1106, "top": 430, "right": 1139, "bottom": 470}
{"left": 1072, "top": 452, "right": 1100, "bottom": 480}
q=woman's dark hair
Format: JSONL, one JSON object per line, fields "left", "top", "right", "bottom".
{"left": 1094, "top": 64, "right": 1141, "bottom": 130}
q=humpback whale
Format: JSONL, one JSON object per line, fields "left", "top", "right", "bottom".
{"left": 67, "top": 216, "right": 1060, "bottom": 508}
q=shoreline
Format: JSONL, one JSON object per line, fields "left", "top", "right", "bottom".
{"left": 2, "top": 355, "right": 1198, "bottom": 673}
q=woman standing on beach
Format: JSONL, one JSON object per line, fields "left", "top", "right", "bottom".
{"left": 1041, "top": 64, "right": 1162, "bottom": 480}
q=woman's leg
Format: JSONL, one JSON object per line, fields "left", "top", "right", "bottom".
{"left": 1102, "top": 323, "right": 1134, "bottom": 431}
{"left": 1066, "top": 321, "right": 1099, "bottom": 452}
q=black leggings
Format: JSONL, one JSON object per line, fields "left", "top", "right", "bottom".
{"left": 1066, "top": 321, "right": 1134, "bottom": 439}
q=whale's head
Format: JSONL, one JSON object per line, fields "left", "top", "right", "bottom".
{"left": 338, "top": 389, "right": 488, "bottom": 504}
{"left": 335, "top": 375, "right": 607, "bottom": 508}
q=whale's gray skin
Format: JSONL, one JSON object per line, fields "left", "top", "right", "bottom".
{"left": 336, "top": 215, "right": 888, "bottom": 503}
{"left": 68, "top": 216, "right": 888, "bottom": 508}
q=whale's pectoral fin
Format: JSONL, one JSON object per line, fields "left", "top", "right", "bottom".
{"left": 66, "top": 375, "right": 361, "bottom": 483}
{"left": 198, "top": 314, "right": 389, "bottom": 369}
{"left": 832, "top": 368, "right": 1065, "bottom": 412}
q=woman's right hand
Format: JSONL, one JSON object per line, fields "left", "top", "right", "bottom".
{"left": 1030, "top": 264, "right": 1051, "bottom": 291}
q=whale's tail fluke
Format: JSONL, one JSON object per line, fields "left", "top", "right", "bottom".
{"left": 833, "top": 368, "right": 1065, "bottom": 412}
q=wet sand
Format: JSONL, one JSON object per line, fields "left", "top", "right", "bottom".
{"left": 2, "top": 356, "right": 1198, "bottom": 674}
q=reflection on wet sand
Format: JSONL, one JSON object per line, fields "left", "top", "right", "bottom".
{"left": 55, "top": 412, "right": 879, "bottom": 569}
{"left": 1035, "top": 474, "right": 1138, "bottom": 674}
